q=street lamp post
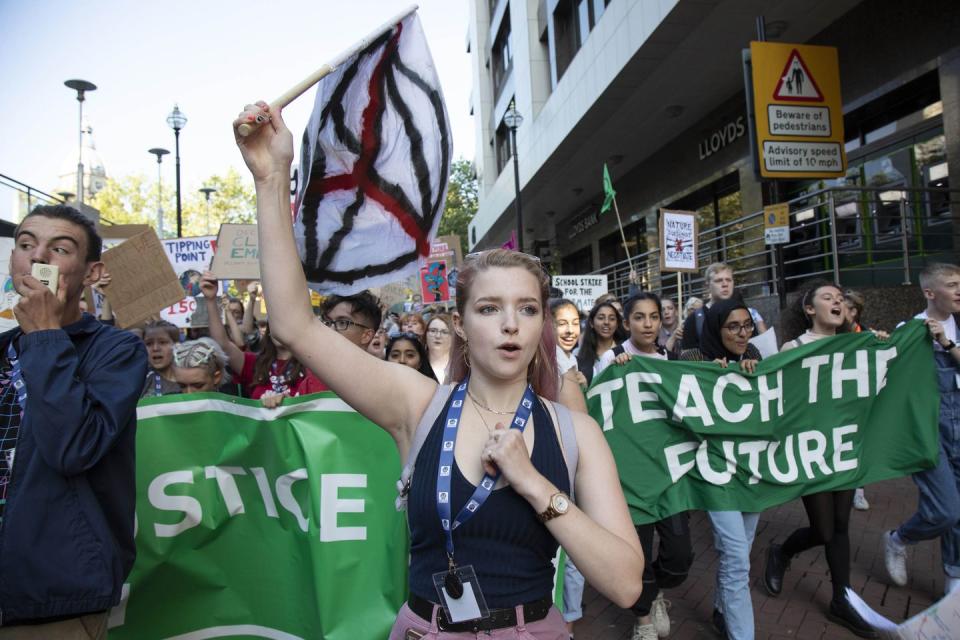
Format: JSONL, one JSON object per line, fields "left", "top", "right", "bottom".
{"left": 166, "top": 104, "right": 188, "bottom": 237}
{"left": 503, "top": 101, "right": 524, "bottom": 252}
{"left": 199, "top": 187, "right": 217, "bottom": 235}
{"left": 148, "top": 148, "right": 170, "bottom": 237}
{"left": 64, "top": 79, "right": 97, "bottom": 205}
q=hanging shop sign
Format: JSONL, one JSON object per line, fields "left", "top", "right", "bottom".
{"left": 750, "top": 42, "right": 846, "bottom": 179}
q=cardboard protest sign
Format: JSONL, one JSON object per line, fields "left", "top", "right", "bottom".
{"left": 552, "top": 275, "right": 608, "bottom": 313}
{"left": 659, "top": 209, "right": 699, "bottom": 273}
{"left": 0, "top": 238, "right": 18, "bottom": 332}
{"left": 210, "top": 224, "right": 260, "bottom": 279}
{"left": 159, "top": 236, "right": 218, "bottom": 328}
{"left": 101, "top": 224, "right": 152, "bottom": 244}
{"left": 101, "top": 230, "right": 184, "bottom": 329}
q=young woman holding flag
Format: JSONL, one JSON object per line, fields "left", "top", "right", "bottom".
{"left": 233, "top": 101, "right": 643, "bottom": 638}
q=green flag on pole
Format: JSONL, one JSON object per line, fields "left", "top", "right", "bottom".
{"left": 601, "top": 163, "right": 616, "bottom": 214}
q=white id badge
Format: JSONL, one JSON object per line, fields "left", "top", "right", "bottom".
{"left": 431, "top": 565, "right": 490, "bottom": 623}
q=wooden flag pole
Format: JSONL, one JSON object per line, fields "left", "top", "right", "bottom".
{"left": 238, "top": 4, "right": 419, "bottom": 137}
{"left": 676, "top": 271, "right": 683, "bottom": 313}
{"left": 611, "top": 196, "right": 635, "bottom": 273}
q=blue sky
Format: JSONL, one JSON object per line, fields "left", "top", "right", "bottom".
{"left": 0, "top": 0, "right": 474, "bottom": 221}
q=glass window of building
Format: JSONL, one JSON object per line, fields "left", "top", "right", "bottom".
{"left": 561, "top": 245, "right": 592, "bottom": 275}
{"left": 553, "top": 1, "right": 578, "bottom": 82}
{"left": 495, "top": 120, "right": 511, "bottom": 174}
{"left": 598, "top": 218, "right": 646, "bottom": 269}
{"left": 491, "top": 11, "right": 513, "bottom": 102}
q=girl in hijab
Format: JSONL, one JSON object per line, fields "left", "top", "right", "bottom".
{"left": 679, "top": 294, "right": 761, "bottom": 639}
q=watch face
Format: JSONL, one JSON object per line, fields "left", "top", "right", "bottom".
{"left": 553, "top": 494, "right": 569, "bottom": 513}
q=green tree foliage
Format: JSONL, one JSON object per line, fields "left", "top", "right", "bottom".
{"left": 438, "top": 158, "right": 478, "bottom": 251}
{"left": 90, "top": 167, "right": 255, "bottom": 238}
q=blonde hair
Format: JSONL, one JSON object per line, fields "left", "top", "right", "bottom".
{"left": 450, "top": 250, "right": 558, "bottom": 400}
{"left": 919, "top": 262, "right": 960, "bottom": 290}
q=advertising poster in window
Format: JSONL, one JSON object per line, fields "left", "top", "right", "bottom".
{"left": 658, "top": 209, "right": 699, "bottom": 273}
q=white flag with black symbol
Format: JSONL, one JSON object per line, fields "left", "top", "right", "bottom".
{"left": 294, "top": 11, "right": 452, "bottom": 294}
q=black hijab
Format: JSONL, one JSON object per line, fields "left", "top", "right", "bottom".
{"left": 699, "top": 295, "right": 751, "bottom": 361}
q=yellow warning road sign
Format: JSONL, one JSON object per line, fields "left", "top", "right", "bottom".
{"left": 751, "top": 41, "right": 846, "bottom": 179}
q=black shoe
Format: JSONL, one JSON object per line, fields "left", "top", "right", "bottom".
{"left": 763, "top": 543, "right": 790, "bottom": 596}
{"left": 711, "top": 608, "right": 727, "bottom": 638}
{"left": 827, "top": 596, "right": 879, "bottom": 638}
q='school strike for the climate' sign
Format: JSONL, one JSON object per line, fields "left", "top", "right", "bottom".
{"left": 587, "top": 321, "right": 939, "bottom": 523}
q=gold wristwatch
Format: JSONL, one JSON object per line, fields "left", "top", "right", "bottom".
{"left": 537, "top": 492, "right": 571, "bottom": 522}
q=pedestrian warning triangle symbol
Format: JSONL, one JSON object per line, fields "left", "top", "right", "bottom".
{"left": 772, "top": 49, "right": 824, "bottom": 102}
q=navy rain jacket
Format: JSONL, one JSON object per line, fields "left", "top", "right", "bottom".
{"left": 0, "top": 314, "right": 147, "bottom": 625}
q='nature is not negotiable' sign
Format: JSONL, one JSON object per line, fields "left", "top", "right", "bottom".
{"left": 587, "top": 320, "right": 940, "bottom": 523}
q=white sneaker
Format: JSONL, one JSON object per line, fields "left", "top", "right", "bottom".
{"left": 650, "top": 592, "right": 671, "bottom": 637}
{"left": 631, "top": 621, "right": 658, "bottom": 640}
{"left": 884, "top": 530, "right": 908, "bottom": 586}
{"left": 947, "top": 577, "right": 960, "bottom": 595}
{"left": 853, "top": 488, "right": 870, "bottom": 511}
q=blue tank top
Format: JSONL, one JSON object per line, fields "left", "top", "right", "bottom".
{"left": 407, "top": 393, "right": 570, "bottom": 608}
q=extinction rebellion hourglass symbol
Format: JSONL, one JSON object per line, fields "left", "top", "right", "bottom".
{"left": 295, "top": 17, "right": 452, "bottom": 289}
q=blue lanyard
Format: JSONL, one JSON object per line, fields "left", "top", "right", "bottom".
{"left": 7, "top": 341, "right": 26, "bottom": 414}
{"left": 154, "top": 373, "right": 163, "bottom": 397}
{"left": 436, "top": 376, "right": 536, "bottom": 560}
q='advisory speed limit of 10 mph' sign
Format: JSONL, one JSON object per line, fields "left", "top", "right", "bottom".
{"left": 750, "top": 41, "right": 846, "bottom": 179}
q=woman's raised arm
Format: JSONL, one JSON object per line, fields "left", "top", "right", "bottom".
{"left": 233, "top": 102, "right": 437, "bottom": 449}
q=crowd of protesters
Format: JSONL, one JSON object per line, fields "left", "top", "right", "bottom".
{"left": 1, "top": 148, "right": 956, "bottom": 639}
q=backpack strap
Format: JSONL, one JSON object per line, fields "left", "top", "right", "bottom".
{"left": 395, "top": 383, "right": 454, "bottom": 511}
{"left": 550, "top": 400, "right": 579, "bottom": 502}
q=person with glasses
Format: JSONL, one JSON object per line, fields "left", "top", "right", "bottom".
{"left": 320, "top": 291, "right": 382, "bottom": 351}
{"left": 199, "top": 272, "right": 327, "bottom": 408}
{"left": 386, "top": 332, "right": 437, "bottom": 382}
{"left": 173, "top": 337, "right": 231, "bottom": 394}
{"left": 763, "top": 281, "right": 878, "bottom": 637}
{"left": 681, "top": 262, "right": 767, "bottom": 351}
{"left": 679, "top": 295, "right": 762, "bottom": 640}
{"left": 425, "top": 314, "right": 453, "bottom": 383}
{"left": 234, "top": 97, "right": 643, "bottom": 640}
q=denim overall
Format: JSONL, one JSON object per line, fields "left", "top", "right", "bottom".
{"left": 897, "top": 344, "right": 960, "bottom": 579}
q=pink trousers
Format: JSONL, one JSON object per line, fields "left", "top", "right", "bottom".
{"left": 387, "top": 602, "right": 568, "bottom": 640}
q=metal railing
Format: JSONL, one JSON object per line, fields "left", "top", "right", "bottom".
{"left": 591, "top": 185, "right": 960, "bottom": 305}
{"left": 0, "top": 173, "right": 66, "bottom": 222}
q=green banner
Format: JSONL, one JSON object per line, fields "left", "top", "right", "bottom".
{"left": 108, "top": 393, "right": 409, "bottom": 640}
{"left": 586, "top": 321, "right": 940, "bottom": 524}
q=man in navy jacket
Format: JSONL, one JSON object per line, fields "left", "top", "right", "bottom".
{"left": 0, "top": 205, "right": 146, "bottom": 637}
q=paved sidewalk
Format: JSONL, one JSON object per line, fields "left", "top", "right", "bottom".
{"left": 572, "top": 476, "right": 946, "bottom": 639}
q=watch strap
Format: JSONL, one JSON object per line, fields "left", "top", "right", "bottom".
{"left": 537, "top": 492, "right": 569, "bottom": 523}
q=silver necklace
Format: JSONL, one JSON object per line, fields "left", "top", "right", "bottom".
{"left": 466, "top": 389, "right": 514, "bottom": 415}
{"left": 470, "top": 399, "right": 496, "bottom": 434}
